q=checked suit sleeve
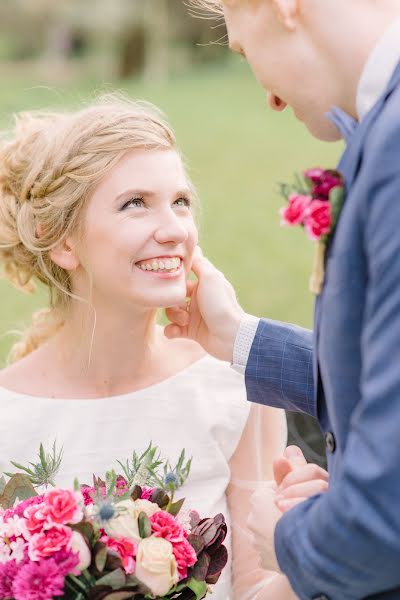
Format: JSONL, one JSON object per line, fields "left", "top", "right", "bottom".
{"left": 245, "top": 318, "right": 316, "bottom": 417}
{"left": 274, "top": 113, "right": 400, "bottom": 599}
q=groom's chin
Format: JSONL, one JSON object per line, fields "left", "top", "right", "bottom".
{"left": 305, "top": 118, "right": 344, "bottom": 142}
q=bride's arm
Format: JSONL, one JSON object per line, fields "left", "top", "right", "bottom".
{"left": 227, "top": 403, "right": 298, "bottom": 600}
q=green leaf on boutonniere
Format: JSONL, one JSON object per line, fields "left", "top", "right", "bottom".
{"left": 187, "top": 577, "right": 208, "bottom": 599}
{"left": 0, "top": 473, "right": 37, "bottom": 508}
{"left": 0, "top": 476, "right": 6, "bottom": 496}
{"left": 138, "top": 511, "right": 152, "bottom": 538}
{"left": 329, "top": 185, "right": 345, "bottom": 228}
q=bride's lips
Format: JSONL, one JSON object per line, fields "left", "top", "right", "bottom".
{"left": 268, "top": 93, "right": 287, "bottom": 112}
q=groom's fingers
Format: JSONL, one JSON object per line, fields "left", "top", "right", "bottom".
{"left": 277, "top": 479, "right": 329, "bottom": 501}
{"left": 165, "top": 306, "right": 190, "bottom": 327}
{"left": 278, "top": 464, "right": 329, "bottom": 492}
{"left": 164, "top": 323, "right": 188, "bottom": 339}
{"left": 276, "top": 497, "right": 309, "bottom": 513}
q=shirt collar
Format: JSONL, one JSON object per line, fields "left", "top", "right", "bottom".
{"left": 356, "top": 17, "right": 400, "bottom": 120}
{"left": 326, "top": 17, "right": 400, "bottom": 142}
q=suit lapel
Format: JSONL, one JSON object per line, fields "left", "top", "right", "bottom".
{"left": 313, "top": 60, "right": 400, "bottom": 405}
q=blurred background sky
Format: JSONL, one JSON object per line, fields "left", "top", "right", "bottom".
{"left": 0, "top": 0, "right": 342, "bottom": 364}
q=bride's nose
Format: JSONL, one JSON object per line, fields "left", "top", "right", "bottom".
{"left": 153, "top": 211, "right": 188, "bottom": 245}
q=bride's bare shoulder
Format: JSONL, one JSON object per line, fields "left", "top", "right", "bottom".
{"left": 0, "top": 348, "right": 48, "bottom": 393}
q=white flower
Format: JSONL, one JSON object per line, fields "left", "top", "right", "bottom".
{"left": 104, "top": 499, "right": 160, "bottom": 542}
{"left": 135, "top": 537, "right": 179, "bottom": 596}
{"left": 71, "top": 531, "right": 91, "bottom": 572}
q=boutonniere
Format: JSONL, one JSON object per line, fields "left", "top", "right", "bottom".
{"left": 279, "top": 168, "right": 345, "bottom": 294}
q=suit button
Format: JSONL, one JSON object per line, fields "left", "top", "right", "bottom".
{"left": 324, "top": 431, "right": 336, "bottom": 453}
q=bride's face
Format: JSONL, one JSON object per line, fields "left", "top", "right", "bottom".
{"left": 75, "top": 148, "right": 198, "bottom": 310}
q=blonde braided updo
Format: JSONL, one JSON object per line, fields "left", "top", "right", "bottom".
{"left": 0, "top": 95, "right": 177, "bottom": 362}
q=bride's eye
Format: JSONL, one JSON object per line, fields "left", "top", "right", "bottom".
{"left": 174, "top": 197, "right": 191, "bottom": 208}
{"left": 120, "top": 197, "right": 145, "bottom": 211}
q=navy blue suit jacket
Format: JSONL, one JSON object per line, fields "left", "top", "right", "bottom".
{"left": 246, "top": 63, "right": 400, "bottom": 599}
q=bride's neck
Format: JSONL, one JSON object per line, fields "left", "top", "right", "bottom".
{"left": 50, "top": 303, "right": 163, "bottom": 392}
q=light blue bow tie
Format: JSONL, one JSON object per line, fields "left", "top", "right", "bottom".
{"left": 326, "top": 106, "right": 358, "bottom": 143}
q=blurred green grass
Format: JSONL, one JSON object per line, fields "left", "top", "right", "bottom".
{"left": 0, "top": 59, "right": 342, "bottom": 363}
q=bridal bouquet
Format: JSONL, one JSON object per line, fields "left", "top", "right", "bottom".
{"left": 0, "top": 444, "right": 228, "bottom": 600}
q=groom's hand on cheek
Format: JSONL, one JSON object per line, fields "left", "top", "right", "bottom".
{"left": 164, "top": 246, "right": 246, "bottom": 362}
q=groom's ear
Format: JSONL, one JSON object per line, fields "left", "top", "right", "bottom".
{"left": 271, "top": 0, "right": 300, "bottom": 31}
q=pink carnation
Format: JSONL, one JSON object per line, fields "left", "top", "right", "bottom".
{"left": 42, "top": 489, "right": 83, "bottom": 525}
{"left": 280, "top": 194, "right": 312, "bottom": 226}
{"left": 141, "top": 487, "right": 155, "bottom": 501}
{"left": 150, "top": 511, "right": 185, "bottom": 543}
{"left": 304, "top": 200, "right": 332, "bottom": 240}
{"left": 24, "top": 504, "right": 47, "bottom": 535}
{"left": 100, "top": 535, "right": 136, "bottom": 575}
{"left": 304, "top": 168, "right": 342, "bottom": 200}
{"left": 4, "top": 495, "right": 44, "bottom": 520}
{"left": 0, "top": 559, "right": 20, "bottom": 598}
{"left": 12, "top": 558, "right": 65, "bottom": 600}
{"left": 172, "top": 539, "right": 197, "bottom": 580}
{"left": 28, "top": 524, "right": 72, "bottom": 561}
{"left": 52, "top": 549, "right": 80, "bottom": 576}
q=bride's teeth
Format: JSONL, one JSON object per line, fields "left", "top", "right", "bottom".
{"left": 138, "top": 257, "right": 181, "bottom": 271}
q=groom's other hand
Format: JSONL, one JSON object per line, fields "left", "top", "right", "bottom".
{"left": 164, "top": 246, "right": 246, "bottom": 362}
{"left": 274, "top": 446, "right": 329, "bottom": 513}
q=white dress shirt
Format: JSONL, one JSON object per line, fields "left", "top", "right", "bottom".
{"left": 232, "top": 17, "right": 400, "bottom": 373}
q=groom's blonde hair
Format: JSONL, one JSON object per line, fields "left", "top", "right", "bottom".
{"left": 0, "top": 94, "right": 182, "bottom": 362}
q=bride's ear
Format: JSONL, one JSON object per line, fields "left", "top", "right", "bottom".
{"left": 271, "top": 0, "right": 300, "bottom": 31}
{"left": 49, "top": 237, "right": 80, "bottom": 271}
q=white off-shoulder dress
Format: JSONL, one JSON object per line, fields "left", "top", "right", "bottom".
{"left": 0, "top": 355, "right": 289, "bottom": 599}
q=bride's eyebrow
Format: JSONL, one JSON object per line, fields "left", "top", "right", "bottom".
{"left": 115, "top": 189, "right": 157, "bottom": 202}
{"left": 115, "top": 188, "right": 192, "bottom": 202}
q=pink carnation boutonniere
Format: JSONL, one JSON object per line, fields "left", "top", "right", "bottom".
{"left": 279, "top": 167, "right": 345, "bottom": 294}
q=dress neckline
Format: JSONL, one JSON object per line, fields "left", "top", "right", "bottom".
{"left": 0, "top": 355, "right": 214, "bottom": 402}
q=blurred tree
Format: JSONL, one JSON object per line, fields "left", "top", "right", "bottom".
{"left": 0, "top": 0, "right": 226, "bottom": 79}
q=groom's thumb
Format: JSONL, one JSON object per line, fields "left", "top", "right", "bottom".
{"left": 284, "top": 445, "right": 308, "bottom": 468}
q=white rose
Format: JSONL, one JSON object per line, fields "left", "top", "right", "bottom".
{"left": 104, "top": 499, "right": 160, "bottom": 542}
{"left": 135, "top": 537, "right": 179, "bottom": 596}
{"left": 71, "top": 531, "right": 91, "bottom": 571}
{"left": 134, "top": 499, "right": 161, "bottom": 519}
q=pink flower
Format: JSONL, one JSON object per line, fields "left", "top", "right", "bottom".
{"left": 150, "top": 511, "right": 185, "bottom": 543}
{"left": 28, "top": 524, "right": 72, "bottom": 561}
{"left": 304, "top": 167, "right": 325, "bottom": 182}
{"left": 172, "top": 539, "right": 197, "bottom": 580}
{"left": 12, "top": 558, "right": 65, "bottom": 600}
{"left": 304, "top": 168, "right": 343, "bottom": 200}
{"left": 52, "top": 549, "right": 80, "bottom": 576}
{"left": 280, "top": 194, "right": 312, "bottom": 226}
{"left": 304, "top": 200, "right": 332, "bottom": 240}
{"left": 42, "top": 489, "right": 83, "bottom": 525}
{"left": 24, "top": 504, "right": 47, "bottom": 535}
{"left": 4, "top": 496, "right": 44, "bottom": 520}
{"left": 100, "top": 534, "right": 137, "bottom": 574}
{"left": 141, "top": 487, "right": 155, "bottom": 501}
{"left": 0, "top": 559, "right": 19, "bottom": 598}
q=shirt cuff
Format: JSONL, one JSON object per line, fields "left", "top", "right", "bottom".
{"left": 231, "top": 314, "right": 260, "bottom": 374}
